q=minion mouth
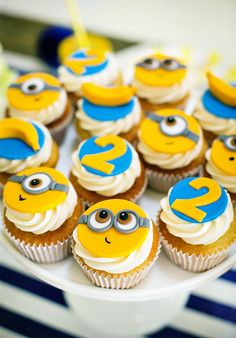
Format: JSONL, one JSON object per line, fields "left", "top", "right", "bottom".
{"left": 166, "top": 141, "right": 174, "bottom": 145}
{"left": 105, "top": 237, "right": 111, "bottom": 244}
{"left": 19, "top": 194, "right": 26, "bottom": 201}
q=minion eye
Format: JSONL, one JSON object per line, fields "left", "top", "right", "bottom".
{"left": 22, "top": 78, "right": 45, "bottom": 95}
{"left": 137, "top": 58, "right": 160, "bottom": 70}
{"left": 23, "top": 173, "right": 51, "bottom": 193}
{"left": 116, "top": 211, "right": 138, "bottom": 233}
{"left": 160, "top": 116, "right": 187, "bottom": 136}
{"left": 225, "top": 136, "right": 236, "bottom": 151}
{"left": 89, "top": 209, "right": 112, "bottom": 231}
{"left": 162, "top": 59, "right": 179, "bottom": 71}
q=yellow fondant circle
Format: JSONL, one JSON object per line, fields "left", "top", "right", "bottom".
{"left": 211, "top": 138, "right": 236, "bottom": 175}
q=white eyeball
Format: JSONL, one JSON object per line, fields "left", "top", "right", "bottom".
{"left": 23, "top": 173, "right": 51, "bottom": 193}
{"left": 89, "top": 210, "right": 112, "bottom": 231}
{"left": 225, "top": 135, "right": 236, "bottom": 151}
{"left": 160, "top": 116, "right": 187, "bottom": 136}
{"left": 116, "top": 211, "right": 138, "bottom": 233}
{"left": 138, "top": 58, "right": 160, "bottom": 70}
{"left": 162, "top": 59, "right": 180, "bottom": 71}
{"left": 22, "top": 78, "right": 45, "bottom": 95}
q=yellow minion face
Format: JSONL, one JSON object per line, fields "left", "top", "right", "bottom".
{"left": 211, "top": 135, "right": 236, "bottom": 175}
{"left": 140, "top": 109, "right": 201, "bottom": 154}
{"left": 135, "top": 53, "right": 187, "bottom": 87}
{"left": 3, "top": 167, "right": 69, "bottom": 213}
{"left": 7, "top": 72, "right": 63, "bottom": 111}
{"left": 77, "top": 199, "right": 151, "bottom": 258}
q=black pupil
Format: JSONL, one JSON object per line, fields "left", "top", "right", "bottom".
{"left": 28, "top": 84, "right": 36, "bottom": 91}
{"left": 99, "top": 210, "right": 108, "bottom": 219}
{"left": 144, "top": 58, "right": 154, "bottom": 65}
{"left": 232, "top": 138, "right": 236, "bottom": 146}
{"left": 229, "top": 157, "right": 234, "bottom": 161}
{"left": 164, "top": 59, "right": 174, "bottom": 65}
{"left": 30, "top": 179, "right": 40, "bottom": 186}
{"left": 167, "top": 117, "right": 176, "bottom": 124}
{"left": 119, "top": 212, "right": 128, "bottom": 220}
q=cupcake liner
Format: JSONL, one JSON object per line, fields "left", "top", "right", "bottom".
{"left": 147, "top": 163, "right": 203, "bottom": 194}
{"left": 48, "top": 107, "right": 74, "bottom": 144}
{"left": 71, "top": 235, "right": 161, "bottom": 289}
{"left": 3, "top": 221, "right": 71, "bottom": 263}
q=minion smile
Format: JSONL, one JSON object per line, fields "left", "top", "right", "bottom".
{"left": 19, "top": 194, "right": 26, "bottom": 201}
{"left": 166, "top": 141, "right": 174, "bottom": 145}
{"left": 105, "top": 237, "right": 111, "bottom": 244}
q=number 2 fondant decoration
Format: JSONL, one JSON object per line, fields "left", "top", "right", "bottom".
{"left": 79, "top": 135, "right": 132, "bottom": 176}
{"left": 140, "top": 109, "right": 201, "bottom": 154}
{"left": 211, "top": 135, "right": 236, "bottom": 175}
{"left": 169, "top": 177, "right": 228, "bottom": 223}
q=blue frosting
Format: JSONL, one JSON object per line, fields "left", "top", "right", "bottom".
{"left": 0, "top": 123, "right": 45, "bottom": 160}
{"left": 82, "top": 98, "right": 135, "bottom": 121}
{"left": 202, "top": 89, "right": 236, "bottom": 119}
{"left": 169, "top": 177, "right": 228, "bottom": 223}
{"left": 78, "top": 136, "right": 133, "bottom": 177}
{"left": 65, "top": 50, "right": 109, "bottom": 76}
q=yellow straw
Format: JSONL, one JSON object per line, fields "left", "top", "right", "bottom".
{"left": 65, "top": 0, "right": 91, "bottom": 49}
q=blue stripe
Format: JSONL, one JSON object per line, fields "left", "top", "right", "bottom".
{"left": 148, "top": 327, "right": 200, "bottom": 338}
{"left": 220, "top": 269, "right": 236, "bottom": 283}
{"left": 0, "top": 308, "right": 78, "bottom": 338}
{"left": 187, "top": 295, "right": 236, "bottom": 324}
{"left": 0, "top": 265, "right": 67, "bottom": 307}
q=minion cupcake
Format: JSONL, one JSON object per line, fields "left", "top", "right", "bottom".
{"left": 70, "top": 134, "right": 147, "bottom": 207}
{"left": 158, "top": 176, "right": 236, "bottom": 271}
{"left": 75, "top": 83, "right": 142, "bottom": 142}
{"left": 7, "top": 72, "right": 72, "bottom": 143}
{"left": 132, "top": 53, "right": 192, "bottom": 112}
{"left": 137, "top": 109, "right": 208, "bottom": 193}
{"left": 2, "top": 167, "right": 82, "bottom": 263}
{"left": 205, "top": 134, "right": 236, "bottom": 204}
{"left": 58, "top": 48, "right": 121, "bottom": 100}
{"left": 194, "top": 72, "right": 236, "bottom": 144}
{"left": 72, "top": 199, "right": 160, "bottom": 289}
{"left": 0, "top": 118, "right": 59, "bottom": 193}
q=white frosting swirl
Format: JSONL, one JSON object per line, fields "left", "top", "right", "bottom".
{"left": 160, "top": 190, "right": 233, "bottom": 245}
{"left": 9, "top": 89, "right": 67, "bottom": 125}
{"left": 71, "top": 143, "right": 141, "bottom": 196}
{"left": 4, "top": 183, "right": 77, "bottom": 234}
{"left": 72, "top": 221, "right": 153, "bottom": 273}
{"left": 58, "top": 53, "right": 120, "bottom": 96}
{"left": 0, "top": 120, "right": 53, "bottom": 174}
{"left": 133, "top": 75, "right": 191, "bottom": 104}
{"left": 76, "top": 97, "right": 141, "bottom": 136}
{"left": 194, "top": 102, "right": 236, "bottom": 135}
{"left": 137, "top": 129, "right": 203, "bottom": 169}
{"left": 205, "top": 148, "right": 236, "bottom": 193}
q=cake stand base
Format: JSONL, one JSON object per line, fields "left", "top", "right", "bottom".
{"left": 64, "top": 290, "right": 189, "bottom": 337}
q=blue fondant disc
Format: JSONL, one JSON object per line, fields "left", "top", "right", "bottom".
{"left": 169, "top": 177, "right": 228, "bottom": 223}
{"left": 78, "top": 137, "right": 133, "bottom": 177}
{"left": 0, "top": 124, "right": 45, "bottom": 160}
{"left": 82, "top": 98, "right": 135, "bottom": 121}
{"left": 202, "top": 90, "right": 236, "bottom": 119}
{"left": 66, "top": 50, "right": 109, "bottom": 76}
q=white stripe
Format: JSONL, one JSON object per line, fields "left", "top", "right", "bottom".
{"left": 193, "top": 278, "right": 236, "bottom": 308}
{"left": 172, "top": 308, "right": 236, "bottom": 338}
{"left": 0, "top": 327, "right": 26, "bottom": 338}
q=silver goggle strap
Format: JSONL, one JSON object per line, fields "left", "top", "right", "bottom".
{"left": 182, "top": 128, "right": 199, "bottom": 143}
{"left": 9, "top": 83, "right": 61, "bottom": 94}
{"left": 147, "top": 113, "right": 164, "bottom": 123}
{"left": 8, "top": 175, "right": 26, "bottom": 184}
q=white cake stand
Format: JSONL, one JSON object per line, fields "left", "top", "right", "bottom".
{"left": 1, "top": 126, "right": 236, "bottom": 337}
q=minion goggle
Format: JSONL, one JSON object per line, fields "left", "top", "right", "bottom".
{"left": 136, "top": 58, "right": 186, "bottom": 71}
{"left": 8, "top": 173, "right": 69, "bottom": 195}
{"left": 218, "top": 135, "right": 236, "bottom": 151}
{"left": 148, "top": 113, "right": 199, "bottom": 143}
{"left": 78, "top": 208, "right": 151, "bottom": 234}
{"left": 9, "top": 78, "right": 61, "bottom": 95}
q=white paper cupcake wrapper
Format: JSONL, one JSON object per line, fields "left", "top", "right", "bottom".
{"left": 3, "top": 222, "right": 71, "bottom": 263}
{"left": 71, "top": 234, "right": 161, "bottom": 289}
{"left": 147, "top": 163, "right": 203, "bottom": 194}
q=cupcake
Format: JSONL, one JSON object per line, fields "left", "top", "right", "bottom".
{"left": 194, "top": 72, "right": 236, "bottom": 144}
{"left": 70, "top": 134, "right": 147, "bottom": 208}
{"left": 205, "top": 134, "right": 236, "bottom": 205}
{"left": 132, "top": 53, "right": 192, "bottom": 112}
{"left": 2, "top": 167, "right": 82, "bottom": 263}
{"left": 72, "top": 199, "right": 160, "bottom": 289}
{"left": 7, "top": 72, "right": 73, "bottom": 143}
{"left": 58, "top": 48, "right": 121, "bottom": 100}
{"left": 0, "top": 118, "right": 59, "bottom": 194}
{"left": 137, "top": 109, "right": 208, "bottom": 193}
{"left": 158, "top": 176, "right": 236, "bottom": 272}
{"left": 75, "top": 83, "right": 143, "bottom": 142}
